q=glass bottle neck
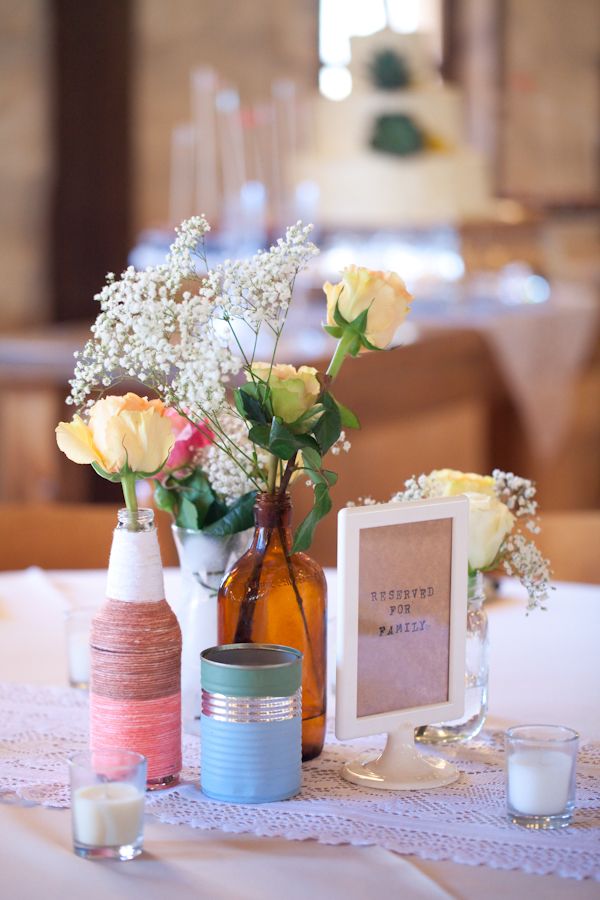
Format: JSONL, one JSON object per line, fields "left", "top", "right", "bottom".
{"left": 116, "top": 507, "right": 155, "bottom": 532}
{"left": 252, "top": 493, "right": 292, "bottom": 552}
{"left": 467, "top": 571, "right": 485, "bottom": 609}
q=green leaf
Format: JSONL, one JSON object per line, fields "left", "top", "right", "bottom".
{"left": 180, "top": 470, "right": 213, "bottom": 502}
{"left": 153, "top": 481, "right": 177, "bottom": 515}
{"left": 269, "top": 419, "right": 299, "bottom": 458}
{"left": 333, "top": 397, "right": 361, "bottom": 430}
{"left": 179, "top": 470, "right": 215, "bottom": 528}
{"left": 177, "top": 496, "right": 199, "bottom": 530}
{"left": 333, "top": 300, "right": 349, "bottom": 328}
{"left": 203, "top": 491, "right": 257, "bottom": 536}
{"left": 235, "top": 386, "right": 266, "bottom": 425}
{"left": 337, "top": 332, "right": 363, "bottom": 358}
{"left": 268, "top": 418, "right": 320, "bottom": 460}
{"left": 287, "top": 403, "right": 325, "bottom": 435}
{"left": 92, "top": 457, "right": 171, "bottom": 482}
{"left": 350, "top": 307, "right": 370, "bottom": 334}
{"left": 360, "top": 333, "right": 383, "bottom": 352}
{"left": 133, "top": 456, "right": 171, "bottom": 479}
{"left": 233, "top": 388, "right": 247, "bottom": 420}
{"left": 203, "top": 497, "right": 228, "bottom": 527}
{"left": 292, "top": 483, "right": 332, "bottom": 553}
{"left": 303, "top": 466, "right": 338, "bottom": 489}
{"left": 313, "top": 393, "right": 342, "bottom": 454}
{"left": 248, "top": 423, "right": 272, "bottom": 451}
{"left": 331, "top": 298, "right": 378, "bottom": 358}
{"left": 301, "top": 446, "right": 322, "bottom": 472}
{"left": 250, "top": 418, "right": 321, "bottom": 460}
{"left": 91, "top": 462, "right": 122, "bottom": 483}
{"left": 235, "top": 381, "right": 272, "bottom": 424}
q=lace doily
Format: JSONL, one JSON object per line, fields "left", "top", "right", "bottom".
{"left": 2, "top": 682, "right": 599, "bottom": 880}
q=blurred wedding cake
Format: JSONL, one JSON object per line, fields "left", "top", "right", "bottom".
{"left": 294, "top": 29, "right": 493, "bottom": 228}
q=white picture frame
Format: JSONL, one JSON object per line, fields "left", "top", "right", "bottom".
{"left": 335, "top": 496, "right": 469, "bottom": 790}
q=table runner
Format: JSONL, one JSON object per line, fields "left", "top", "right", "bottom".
{"left": 1, "top": 682, "right": 599, "bottom": 881}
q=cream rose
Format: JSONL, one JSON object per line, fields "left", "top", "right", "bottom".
{"left": 428, "top": 469, "right": 495, "bottom": 498}
{"left": 466, "top": 492, "right": 515, "bottom": 571}
{"left": 56, "top": 392, "right": 174, "bottom": 474}
{"left": 323, "top": 265, "right": 412, "bottom": 350}
{"left": 249, "top": 363, "right": 321, "bottom": 424}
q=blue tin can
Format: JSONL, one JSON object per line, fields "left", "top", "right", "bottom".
{"left": 200, "top": 644, "right": 302, "bottom": 804}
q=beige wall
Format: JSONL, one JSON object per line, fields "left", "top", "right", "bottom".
{"left": 0, "top": 0, "right": 51, "bottom": 328}
{"left": 501, "top": 0, "right": 600, "bottom": 202}
{"left": 133, "top": 0, "right": 319, "bottom": 231}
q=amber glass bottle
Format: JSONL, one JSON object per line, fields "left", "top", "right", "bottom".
{"left": 218, "top": 492, "right": 327, "bottom": 760}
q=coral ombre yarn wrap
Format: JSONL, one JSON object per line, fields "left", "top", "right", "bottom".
{"left": 90, "top": 514, "right": 182, "bottom": 788}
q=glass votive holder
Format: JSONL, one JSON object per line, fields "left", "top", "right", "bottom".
{"left": 200, "top": 643, "right": 302, "bottom": 804}
{"left": 505, "top": 725, "right": 579, "bottom": 829}
{"left": 65, "top": 607, "right": 95, "bottom": 689}
{"left": 69, "top": 749, "right": 147, "bottom": 860}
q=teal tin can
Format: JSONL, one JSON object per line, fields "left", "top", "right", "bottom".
{"left": 200, "top": 644, "right": 302, "bottom": 804}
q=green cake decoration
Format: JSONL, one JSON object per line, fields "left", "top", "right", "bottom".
{"left": 369, "top": 49, "right": 412, "bottom": 90}
{"left": 370, "top": 114, "right": 425, "bottom": 157}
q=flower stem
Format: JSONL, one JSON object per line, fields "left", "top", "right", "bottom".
{"left": 279, "top": 453, "right": 298, "bottom": 496}
{"left": 233, "top": 528, "right": 272, "bottom": 642}
{"left": 121, "top": 473, "right": 138, "bottom": 524}
{"left": 326, "top": 330, "right": 355, "bottom": 380}
{"left": 267, "top": 453, "right": 278, "bottom": 494}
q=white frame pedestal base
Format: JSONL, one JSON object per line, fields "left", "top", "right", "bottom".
{"left": 342, "top": 723, "right": 459, "bottom": 791}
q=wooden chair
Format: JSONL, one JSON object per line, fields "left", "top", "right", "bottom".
{"left": 0, "top": 503, "right": 178, "bottom": 570}
{"left": 536, "top": 511, "right": 600, "bottom": 584}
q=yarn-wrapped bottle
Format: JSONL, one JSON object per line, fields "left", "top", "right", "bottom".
{"left": 90, "top": 508, "right": 182, "bottom": 789}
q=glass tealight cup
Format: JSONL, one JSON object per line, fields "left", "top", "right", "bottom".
{"left": 65, "top": 607, "right": 95, "bottom": 689}
{"left": 505, "top": 725, "right": 578, "bottom": 829}
{"left": 69, "top": 749, "right": 147, "bottom": 860}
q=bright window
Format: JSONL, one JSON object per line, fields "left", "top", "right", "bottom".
{"left": 319, "top": 0, "right": 442, "bottom": 99}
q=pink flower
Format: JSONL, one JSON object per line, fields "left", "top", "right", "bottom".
{"left": 163, "top": 408, "right": 213, "bottom": 475}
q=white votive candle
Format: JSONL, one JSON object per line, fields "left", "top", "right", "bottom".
{"left": 505, "top": 725, "right": 578, "bottom": 829}
{"left": 508, "top": 750, "right": 572, "bottom": 815}
{"left": 72, "top": 782, "right": 144, "bottom": 847}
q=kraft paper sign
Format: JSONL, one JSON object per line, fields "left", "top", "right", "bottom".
{"left": 356, "top": 518, "right": 453, "bottom": 718}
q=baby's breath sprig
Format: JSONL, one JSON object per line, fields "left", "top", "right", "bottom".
{"left": 194, "top": 410, "right": 270, "bottom": 503}
{"left": 492, "top": 468, "right": 539, "bottom": 525}
{"left": 66, "top": 217, "right": 321, "bottom": 512}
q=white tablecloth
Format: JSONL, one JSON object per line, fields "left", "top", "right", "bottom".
{"left": 0, "top": 567, "right": 599, "bottom": 899}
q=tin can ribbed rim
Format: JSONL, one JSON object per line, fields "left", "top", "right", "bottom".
{"left": 200, "top": 644, "right": 302, "bottom": 698}
{"left": 201, "top": 688, "right": 302, "bottom": 722}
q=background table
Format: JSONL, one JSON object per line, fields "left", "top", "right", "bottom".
{"left": 0, "top": 567, "right": 598, "bottom": 899}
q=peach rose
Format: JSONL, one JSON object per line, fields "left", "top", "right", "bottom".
{"left": 428, "top": 469, "right": 496, "bottom": 498}
{"left": 249, "top": 363, "right": 321, "bottom": 424}
{"left": 56, "top": 392, "right": 174, "bottom": 475}
{"left": 466, "top": 492, "right": 515, "bottom": 571}
{"left": 324, "top": 265, "right": 412, "bottom": 350}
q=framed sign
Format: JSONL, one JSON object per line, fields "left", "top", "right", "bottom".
{"left": 335, "top": 496, "right": 469, "bottom": 790}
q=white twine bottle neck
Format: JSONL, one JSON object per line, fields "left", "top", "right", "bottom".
{"left": 106, "top": 509, "right": 165, "bottom": 603}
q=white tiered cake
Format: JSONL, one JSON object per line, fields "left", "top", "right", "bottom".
{"left": 295, "top": 29, "right": 493, "bottom": 228}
